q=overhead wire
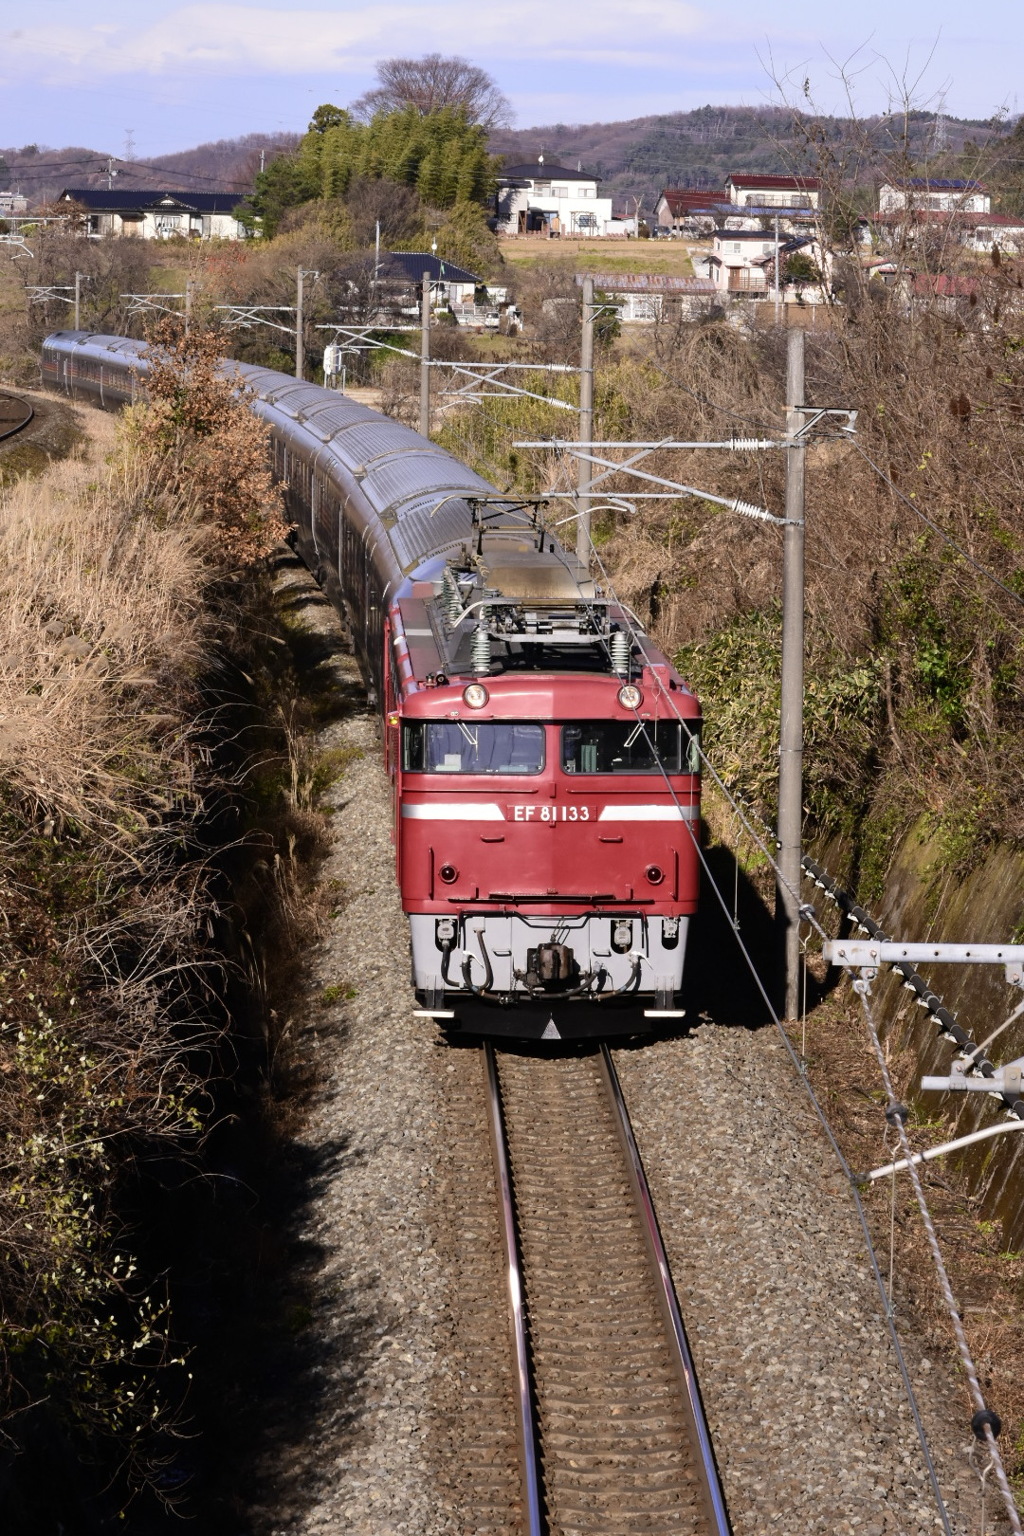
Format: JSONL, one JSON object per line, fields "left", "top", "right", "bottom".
{"left": 643, "top": 357, "right": 1024, "bottom": 615}
{"left": 518, "top": 470, "right": 954, "bottom": 1529}
{"left": 519, "top": 341, "right": 1024, "bottom": 1526}
{"left": 851, "top": 440, "right": 1024, "bottom": 612}
{"left": 851, "top": 978, "right": 1023, "bottom": 1536}
{"left": 6, "top": 151, "right": 257, "bottom": 192}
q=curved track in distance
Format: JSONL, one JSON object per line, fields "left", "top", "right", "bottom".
{"left": 0, "top": 392, "right": 33, "bottom": 443}
{"left": 485, "top": 1041, "right": 731, "bottom": 1536}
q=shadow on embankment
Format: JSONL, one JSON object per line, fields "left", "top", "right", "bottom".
{"left": 679, "top": 843, "right": 780, "bottom": 1031}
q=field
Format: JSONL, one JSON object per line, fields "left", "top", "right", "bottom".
{"left": 499, "top": 235, "right": 697, "bottom": 277}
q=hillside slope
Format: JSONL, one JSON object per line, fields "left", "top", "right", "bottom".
{"left": 489, "top": 104, "right": 1008, "bottom": 208}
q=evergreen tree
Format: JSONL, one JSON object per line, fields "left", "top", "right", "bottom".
{"left": 247, "top": 101, "right": 497, "bottom": 239}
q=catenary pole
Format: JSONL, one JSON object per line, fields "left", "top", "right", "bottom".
{"left": 578, "top": 275, "right": 595, "bottom": 568}
{"left": 420, "top": 270, "right": 431, "bottom": 439}
{"left": 295, "top": 267, "right": 304, "bottom": 380}
{"left": 778, "top": 326, "right": 805, "bottom": 1018}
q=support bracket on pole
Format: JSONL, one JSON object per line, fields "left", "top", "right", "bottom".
{"left": 824, "top": 940, "right": 1024, "bottom": 988}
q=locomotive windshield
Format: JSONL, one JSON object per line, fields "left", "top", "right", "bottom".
{"left": 403, "top": 721, "right": 545, "bottom": 774}
{"left": 561, "top": 721, "right": 701, "bottom": 775}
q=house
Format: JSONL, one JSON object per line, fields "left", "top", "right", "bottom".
{"left": 878, "top": 179, "right": 989, "bottom": 215}
{"left": 0, "top": 190, "right": 28, "bottom": 217}
{"left": 379, "top": 251, "right": 480, "bottom": 309}
{"left": 494, "top": 157, "right": 614, "bottom": 237}
{"left": 655, "top": 188, "right": 726, "bottom": 235}
{"left": 703, "top": 229, "right": 827, "bottom": 298}
{"left": 963, "top": 214, "right": 1024, "bottom": 256}
{"left": 725, "top": 174, "right": 821, "bottom": 210}
{"left": 58, "top": 188, "right": 251, "bottom": 240}
{"left": 574, "top": 271, "right": 717, "bottom": 322}
{"left": 751, "top": 236, "right": 827, "bottom": 301}
{"left": 703, "top": 229, "right": 789, "bottom": 293}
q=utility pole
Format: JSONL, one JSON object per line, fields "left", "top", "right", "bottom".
{"left": 774, "top": 213, "right": 782, "bottom": 326}
{"left": 778, "top": 326, "right": 805, "bottom": 1019}
{"left": 420, "top": 270, "right": 431, "bottom": 438}
{"left": 73, "top": 271, "right": 82, "bottom": 330}
{"left": 577, "top": 275, "right": 595, "bottom": 568}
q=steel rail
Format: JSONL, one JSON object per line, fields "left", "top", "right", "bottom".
{"left": 0, "top": 393, "right": 33, "bottom": 443}
{"left": 598, "top": 1042, "right": 733, "bottom": 1536}
{"left": 483, "top": 1041, "right": 544, "bottom": 1536}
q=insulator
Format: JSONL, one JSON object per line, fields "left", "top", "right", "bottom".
{"left": 471, "top": 617, "right": 491, "bottom": 675}
{"left": 442, "top": 569, "right": 462, "bottom": 626}
{"left": 730, "top": 498, "right": 776, "bottom": 522}
{"left": 609, "top": 629, "right": 630, "bottom": 676}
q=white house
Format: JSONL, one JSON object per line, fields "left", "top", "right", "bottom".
{"left": 0, "top": 190, "right": 28, "bottom": 217}
{"left": 494, "top": 157, "right": 614, "bottom": 237}
{"left": 704, "top": 229, "right": 784, "bottom": 293}
{"left": 59, "top": 188, "right": 252, "bottom": 240}
{"left": 878, "top": 179, "right": 990, "bottom": 215}
{"left": 964, "top": 214, "right": 1024, "bottom": 255}
{"left": 725, "top": 174, "right": 821, "bottom": 210}
{"left": 704, "top": 229, "right": 826, "bottom": 298}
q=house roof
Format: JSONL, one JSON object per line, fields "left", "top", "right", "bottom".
{"left": 727, "top": 173, "right": 821, "bottom": 191}
{"left": 713, "top": 228, "right": 789, "bottom": 240}
{"left": 752, "top": 236, "right": 818, "bottom": 268}
{"left": 60, "top": 187, "right": 244, "bottom": 213}
{"left": 383, "top": 251, "right": 480, "bottom": 285}
{"left": 659, "top": 188, "right": 726, "bottom": 216}
{"left": 499, "top": 162, "right": 598, "bottom": 182}
{"left": 912, "top": 273, "right": 980, "bottom": 297}
{"left": 574, "top": 272, "right": 716, "bottom": 293}
{"left": 873, "top": 208, "right": 996, "bottom": 226}
{"left": 718, "top": 203, "right": 818, "bottom": 219}
{"left": 890, "top": 178, "right": 986, "bottom": 191}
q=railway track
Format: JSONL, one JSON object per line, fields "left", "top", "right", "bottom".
{"left": 484, "top": 1041, "right": 731, "bottom": 1536}
{"left": 0, "top": 392, "right": 33, "bottom": 443}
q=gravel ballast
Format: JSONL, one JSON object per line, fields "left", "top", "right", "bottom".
{"left": 250, "top": 555, "right": 1002, "bottom": 1535}
{"left": 614, "top": 1029, "right": 993, "bottom": 1534}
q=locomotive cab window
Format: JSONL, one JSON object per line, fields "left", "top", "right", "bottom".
{"left": 561, "top": 720, "right": 701, "bottom": 775}
{"left": 403, "top": 722, "right": 544, "bottom": 774}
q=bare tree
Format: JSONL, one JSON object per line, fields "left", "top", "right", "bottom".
{"left": 351, "top": 54, "right": 513, "bottom": 129}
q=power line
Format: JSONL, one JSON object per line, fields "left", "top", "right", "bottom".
{"left": 853, "top": 982, "right": 1022, "bottom": 1536}
{"left": 7, "top": 151, "right": 255, "bottom": 192}
{"left": 852, "top": 440, "right": 1024, "bottom": 611}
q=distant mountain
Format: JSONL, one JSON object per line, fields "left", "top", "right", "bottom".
{"left": 489, "top": 105, "right": 1008, "bottom": 211}
{"left": 1, "top": 133, "right": 299, "bottom": 207}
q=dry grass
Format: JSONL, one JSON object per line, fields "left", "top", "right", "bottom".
{"left": 0, "top": 423, "right": 210, "bottom": 837}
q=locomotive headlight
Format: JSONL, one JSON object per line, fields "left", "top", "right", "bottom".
{"left": 617, "top": 683, "right": 642, "bottom": 711}
{"left": 462, "top": 683, "right": 489, "bottom": 709}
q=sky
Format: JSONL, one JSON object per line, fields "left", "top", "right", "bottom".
{"left": 1, "top": 0, "right": 1021, "bottom": 158}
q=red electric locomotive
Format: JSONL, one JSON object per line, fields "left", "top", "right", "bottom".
{"left": 387, "top": 501, "right": 701, "bottom": 1040}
